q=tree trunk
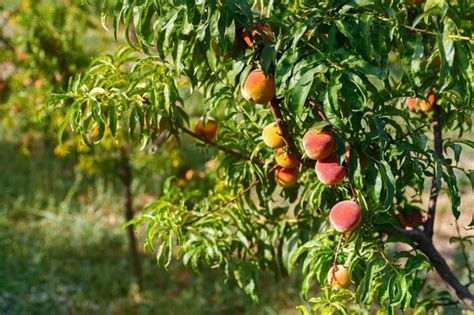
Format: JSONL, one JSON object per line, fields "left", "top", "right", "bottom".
{"left": 120, "top": 147, "right": 143, "bottom": 291}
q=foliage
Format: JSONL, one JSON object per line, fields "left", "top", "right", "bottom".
{"left": 54, "top": 0, "right": 473, "bottom": 313}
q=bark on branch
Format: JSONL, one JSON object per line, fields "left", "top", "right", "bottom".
{"left": 396, "top": 227, "right": 474, "bottom": 307}
{"left": 119, "top": 147, "right": 143, "bottom": 291}
{"left": 424, "top": 104, "right": 442, "bottom": 239}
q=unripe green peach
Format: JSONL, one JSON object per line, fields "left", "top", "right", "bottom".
{"left": 302, "top": 129, "right": 335, "bottom": 160}
{"left": 262, "top": 122, "right": 285, "bottom": 148}
{"left": 329, "top": 200, "right": 362, "bottom": 233}
{"left": 275, "top": 148, "right": 299, "bottom": 169}
{"left": 315, "top": 155, "right": 346, "bottom": 185}
{"left": 327, "top": 265, "right": 350, "bottom": 289}
{"left": 194, "top": 116, "right": 218, "bottom": 141}
{"left": 274, "top": 167, "right": 299, "bottom": 188}
{"left": 241, "top": 69, "right": 276, "bottom": 104}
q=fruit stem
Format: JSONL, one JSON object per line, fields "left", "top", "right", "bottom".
{"left": 269, "top": 97, "right": 305, "bottom": 164}
{"left": 331, "top": 234, "right": 345, "bottom": 283}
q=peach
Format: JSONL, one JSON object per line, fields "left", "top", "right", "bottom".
{"left": 398, "top": 210, "right": 423, "bottom": 228}
{"left": 275, "top": 148, "right": 299, "bottom": 169}
{"left": 241, "top": 69, "right": 276, "bottom": 104}
{"left": 194, "top": 116, "right": 218, "bottom": 141}
{"left": 302, "top": 129, "right": 335, "bottom": 160}
{"left": 419, "top": 93, "right": 435, "bottom": 112}
{"left": 327, "top": 265, "right": 350, "bottom": 289}
{"left": 315, "top": 155, "right": 346, "bottom": 185}
{"left": 274, "top": 167, "right": 299, "bottom": 188}
{"left": 329, "top": 200, "right": 362, "bottom": 233}
{"left": 242, "top": 23, "right": 273, "bottom": 48}
{"left": 262, "top": 122, "right": 285, "bottom": 148}
{"left": 405, "top": 97, "right": 418, "bottom": 112}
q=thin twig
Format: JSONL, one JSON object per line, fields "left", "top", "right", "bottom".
{"left": 179, "top": 125, "right": 265, "bottom": 165}
{"left": 330, "top": 234, "right": 345, "bottom": 283}
{"left": 182, "top": 178, "right": 261, "bottom": 227}
{"left": 373, "top": 14, "right": 473, "bottom": 41}
{"left": 390, "top": 108, "right": 461, "bottom": 145}
{"left": 308, "top": 100, "right": 328, "bottom": 121}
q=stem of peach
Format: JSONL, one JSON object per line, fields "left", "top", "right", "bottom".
{"left": 331, "top": 234, "right": 345, "bottom": 283}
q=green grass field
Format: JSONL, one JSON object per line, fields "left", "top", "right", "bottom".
{"left": 0, "top": 139, "right": 305, "bottom": 315}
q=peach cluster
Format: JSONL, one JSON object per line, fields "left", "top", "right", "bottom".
{"left": 302, "top": 129, "right": 346, "bottom": 185}
{"left": 194, "top": 116, "right": 218, "bottom": 141}
{"left": 325, "top": 200, "right": 362, "bottom": 290}
{"left": 261, "top": 123, "right": 300, "bottom": 188}
{"left": 405, "top": 93, "right": 436, "bottom": 112}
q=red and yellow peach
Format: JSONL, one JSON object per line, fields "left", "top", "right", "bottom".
{"left": 275, "top": 148, "right": 299, "bottom": 169}
{"left": 262, "top": 122, "right": 285, "bottom": 148}
{"left": 329, "top": 200, "right": 362, "bottom": 233}
{"left": 194, "top": 116, "right": 218, "bottom": 141}
{"left": 327, "top": 265, "right": 350, "bottom": 289}
{"left": 315, "top": 155, "right": 346, "bottom": 185}
{"left": 302, "top": 129, "right": 335, "bottom": 160}
{"left": 274, "top": 167, "right": 299, "bottom": 188}
{"left": 241, "top": 69, "right": 276, "bottom": 104}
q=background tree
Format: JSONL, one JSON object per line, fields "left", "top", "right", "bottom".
{"left": 55, "top": 0, "right": 473, "bottom": 313}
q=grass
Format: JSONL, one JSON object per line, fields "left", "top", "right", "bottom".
{"left": 0, "top": 139, "right": 303, "bottom": 315}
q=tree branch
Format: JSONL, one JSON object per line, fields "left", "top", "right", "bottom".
{"left": 179, "top": 125, "right": 265, "bottom": 166}
{"left": 269, "top": 97, "right": 304, "bottom": 163}
{"left": 395, "top": 227, "right": 474, "bottom": 307}
{"left": 424, "top": 105, "right": 442, "bottom": 239}
{"left": 308, "top": 100, "right": 328, "bottom": 121}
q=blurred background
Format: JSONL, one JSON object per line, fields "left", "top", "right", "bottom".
{"left": 0, "top": 1, "right": 472, "bottom": 314}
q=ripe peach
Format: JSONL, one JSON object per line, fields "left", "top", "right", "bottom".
{"left": 315, "top": 155, "right": 346, "bottom": 185}
{"left": 262, "top": 122, "right": 285, "bottom": 148}
{"left": 329, "top": 200, "right": 362, "bottom": 233}
{"left": 274, "top": 167, "right": 299, "bottom": 188}
{"left": 327, "top": 265, "right": 350, "bottom": 289}
{"left": 194, "top": 116, "right": 218, "bottom": 141}
{"left": 242, "top": 23, "right": 273, "bottom": 48}
{"left": 302, "top": 129, "right": 335, "bottom": 160}
{"left": 398, "top": 210, "right": 423, "bottom": 228}
{"left": 405, "top": 97, "right": 418, "bottom": 112}
{"left": 241, "top": 69, "right": 276, "bottom": 104}
{"left": 275, "top": 148, "right": 299, "bottom": 169}
{"left": 419, "top": 93, "right": 436, "bottom": 112}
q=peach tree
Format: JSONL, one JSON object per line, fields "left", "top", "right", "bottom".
{"left": 55, "top": 0, "right": 473, "bottom": 313}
